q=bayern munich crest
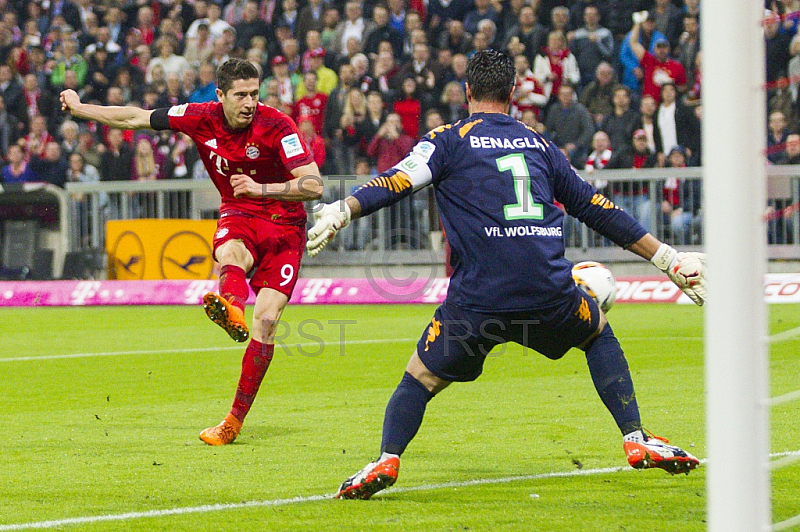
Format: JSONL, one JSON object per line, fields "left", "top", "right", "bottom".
{"left": 245, "top": 144, "right": 260, "bottom": 159}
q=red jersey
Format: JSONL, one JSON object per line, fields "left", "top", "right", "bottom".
{"left": 640, "top": 52, "right": 687, "bottom": 103}
{"left": 166, "top": 101, "right": 314, "bottom": 225}
{"left": 393, "top": 97, "right": 421, "bottom": 140}
{"left": 512, "top": 70, "right": 547, "bottom": 120}
{"left": 293, "top": 93, "right": 327, "bottom": 135}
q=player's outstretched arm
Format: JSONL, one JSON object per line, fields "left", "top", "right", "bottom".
{"left": 307, "top": 139, "right": 434, "bottom": 257}
{"left": 60, "top": 89, "right": 154, "bottom": 130}
{"left": 306, "top": 196, "right": 361, "bottom": 257}
{"left": 627, "top": 233, "right": 707, "bottom": 306}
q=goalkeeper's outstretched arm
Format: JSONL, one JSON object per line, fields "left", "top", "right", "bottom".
{"left": 307, "top": 155, "right": 431, "bottom": 256}
{"left": 551, "top": 144, "right": 707, "bottom": 306}
{"left": 628, "top": 233, "right": 707, "bottom": 306}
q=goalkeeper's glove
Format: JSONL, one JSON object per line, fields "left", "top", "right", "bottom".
{"left": 306, "top": 200, "right": 351, "bottom": 257}
{"left": 651, "top": 243, "right": 707, "bottom": 306}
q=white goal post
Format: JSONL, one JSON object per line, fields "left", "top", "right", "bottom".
{"left": 703, "top": 1, "right": 771, "bottom": 530}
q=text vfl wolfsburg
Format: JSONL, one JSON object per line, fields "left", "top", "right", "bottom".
{"left": 484, "top": 226, "right": 563, "bottom": 237}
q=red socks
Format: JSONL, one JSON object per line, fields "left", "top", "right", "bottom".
{"left": 219, "top": 264, "right": 248, "bottom": 312}
{"left": 230, "top": 339, "right": 274, "bottom": 423}
{"left": 220, "top": 265, "right": 263, "bottom": 423}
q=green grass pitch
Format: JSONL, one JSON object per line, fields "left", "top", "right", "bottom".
{"left": 1, "top": 303, "right": 798, "bottom": 531}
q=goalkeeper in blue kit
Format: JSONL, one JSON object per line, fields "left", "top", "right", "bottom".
{"left": 307, "top": 50, "right": 707, "bottom": 500}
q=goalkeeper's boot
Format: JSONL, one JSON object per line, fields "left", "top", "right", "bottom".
{"left": 336, "top": 455, "right": 400, "bottom": 499}
{"left": 624, "top": 430, "right": 699, "bottom": 475}
{"left": 203, "top": 292, "right": 249, "bottom": 342}
{"left": 199, "top": 413, "right": 242, "bottom": 446}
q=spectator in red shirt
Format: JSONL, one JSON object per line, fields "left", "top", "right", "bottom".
{"left": 135, "top": 5, "right": 157, "bottom": 46}
{"left": 606, "top": 128, "right": 659, "bottom": 232}
{"left": 298, "top": 117, "right": 326, "bottom": 169}
{"left": 661, "top": 145, "right": 700, "bottom": 245}
{"left": 293, "top": 71, "right": 327, "bottom": 135}
{"left": 628, "top": 15, "right": 687, "bottom": 103}
{"left": 20, "top": 115, "right": 54, "bottom": 162}
{"left": 365, "top": 111, "right": 419, "bottom": 248}
{"left": 512, "top": 54, "right": 547, "bottom": 120}
{"left": 366, "top": 112, "right": 415, "bottom": 172}
{"left": 533, "top": 30, "right": 580, "bottom": 103}
{"left": 392, "top": 77, "right": 428, "bottom": 140}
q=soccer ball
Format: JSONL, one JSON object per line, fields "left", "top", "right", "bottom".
{"left": 572, "top": 261, "right": 617, "bottom": 313}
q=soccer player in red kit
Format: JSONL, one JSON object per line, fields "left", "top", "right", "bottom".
{"left": 60, "top": 59, "right": 323, "bottom": 445}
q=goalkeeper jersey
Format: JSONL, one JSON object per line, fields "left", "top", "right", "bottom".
{"left": 352, "top": 112, "right": 647, "bottom": 312}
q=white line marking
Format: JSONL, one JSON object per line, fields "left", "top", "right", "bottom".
{"left": 0, "top": 336, "right": 703, "bottom": 363}
{"left": 769, "top": 324, "right": 800, "bottom": 344}
{"left": 1, "top": 450, "right": 797, "bottom": 531}
{"left": 0, "top": 495, "right": 334, "bottom": 531}
{"left": 5, "top": 327, "right": 797, "bottom": 363}
{"left": 774, "top": 512, "right": 800, "bottom": 531}
{"left": 772, "top": 450, "right": 800, "bottom": 459}
{"left": 771, "top": 390, "right": 800, "bottom": 407}
{"left": 770, "top": 452, "right": 800, "bottom": 470}
{"left": 0, "top": 338, "right": 419, "bottom": 363}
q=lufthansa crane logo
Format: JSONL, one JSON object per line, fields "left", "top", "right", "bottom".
{"left": 110, "top": 231, "right": 145, "bottom": 280}
{"left": 159, "top": 231, "right": 214, "bottom": 279}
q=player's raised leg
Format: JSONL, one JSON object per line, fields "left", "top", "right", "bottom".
{"left": 203, "top": 239, "right": 253, "bottom": 342}
{"left": 337, "top": 351, "right": 451, "bottom": 499}
{"left": 200, "top": 287, "right": 287, "bottom": 445}
{"left": 582, "top": 320, "right": 699, "bottom": 474}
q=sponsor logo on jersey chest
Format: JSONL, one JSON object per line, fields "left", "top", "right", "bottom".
{"left": 412, "top": 141, "right": 435, "bottom": 163}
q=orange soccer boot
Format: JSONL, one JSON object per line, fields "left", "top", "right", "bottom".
{"left": 199, "top": 413, "right": 243, "bottom": 446}
{"left": 202, "top": 292, "right": 249, "bottom": 342}
{"left": 336, "top": 455, "right": 400, "bottom": 499}
{"left": 624, "top": 430, "right": 699, "bottom": 475}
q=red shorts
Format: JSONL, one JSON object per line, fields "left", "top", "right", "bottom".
{"left": 212, "top": 214, "right": 305, "bottom": 297}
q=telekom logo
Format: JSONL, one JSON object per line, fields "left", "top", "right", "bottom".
{"left": 421, "top": 278, "right": 450, "bottom": 303}
{"left": 184, "top": 280, "right": 218, "bottom": 304}
{"left": 70, "top": 281, "right": 102, "bottom": 305}
{"left": 300, "top": 278, "right": 332, "bottom": 303}
{"left": 209, "top": 152, "right": 230, "bottom": 177}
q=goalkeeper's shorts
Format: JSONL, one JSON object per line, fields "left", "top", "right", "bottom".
{"left": 416, "top": 288, "right": 601, "bottom": 382}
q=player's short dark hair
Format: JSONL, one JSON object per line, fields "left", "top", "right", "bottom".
{"left": 466, "top": 49, "right": 515, "bottom": 104}
{"left": 216, "top": 58, "right": 259, "bottom": 94}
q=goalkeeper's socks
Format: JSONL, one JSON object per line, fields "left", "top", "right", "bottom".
{"left": 584, "top": 325, "right": 642, "bottom": 436}
{"left": 379, "top": 452, "right": 400, "bottom": 462}
{"left": 623, "top": 430, "right": 646, "bottom": 444}
{"left": 380, "top": 372, "right": 434, "bottom": 456}
{"left": 230, "top": 340, "right": 274, "bottom": 423}
{"left": 219, "top": 264, "right": 249, "bottom": 312}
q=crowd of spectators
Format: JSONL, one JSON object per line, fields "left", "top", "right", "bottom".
{"left": 0, "top": 0, "right": 796, "bottom": 232}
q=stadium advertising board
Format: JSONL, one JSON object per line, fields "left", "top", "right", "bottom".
{"left": 1, "top": 274, "right": 800, "bottom": 306}
{"left": 106, "top": 220, "right": 217, "bottom": 280}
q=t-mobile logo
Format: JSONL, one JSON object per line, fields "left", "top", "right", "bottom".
{"left": 209, "top": 152, "right": 229, "bottom": 177}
